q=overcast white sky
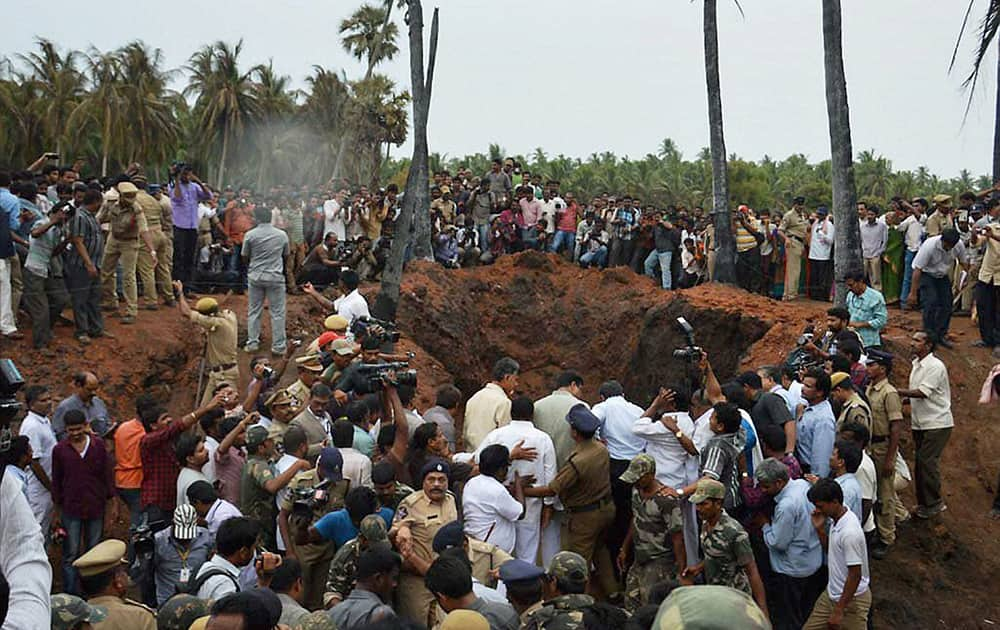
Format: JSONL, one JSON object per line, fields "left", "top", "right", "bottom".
{"left": 5, "top": 0, "right": 997, "bottom": 177}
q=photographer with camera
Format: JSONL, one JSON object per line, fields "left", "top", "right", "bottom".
{"left": 800, "top": 307, "right": 865, "bottom": 364}
{"left": 297, "top": 232, "right": 344, "bottom": 290}
{"left": 280, "top": 447, "right": 350, "bottom": 609}
{"left": 169, "top": 164, "right": 213, "bottom": 294}
{"left": 152, "top": 504, "right": 212, "bottom": 606}
{"left": 22, "top": 200, "right": 71, "bottom": 348}
{"left": 302, "top": 268, "right": 370, "bottom": 329}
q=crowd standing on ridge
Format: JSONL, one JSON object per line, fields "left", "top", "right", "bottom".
{"left": 0, "top": 154, "right": 998, "bottom": 630}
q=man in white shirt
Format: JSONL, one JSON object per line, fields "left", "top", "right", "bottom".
{"left": 333, "top": 419, "right": 372, "bottom": 490}
{"left": 805, "top": 479, "right": 871, "bottom": 630}
{"left": 896, "top": 332, "right": 954, "bottom": 519}
{"left": 20, "top": 386, "right": 58, "bottom": 535}
{"left": 472, "top": 396, "right": 557, "bottom": 564}
{"left": 464, "top": 357, "right": 518, "bottom": 451}
{"left": 195, "top": 516, "right": 260, "bottom": 600}
{"left": 0, "top": 454, "right": 51, "bottom": 627}
{"left": 463, "top": 444, "right": 525, "bottom": 555}
{"left": 332, "top": 270, "right": 370, "bottom": 327}
{"left": 175, "top": 433, "right": 210, "bottom": 507}
{"left": 274, "top": 426, "right": 309, "bottom": 552}
{"left": 592, "top": 380, "right": 647, "bottom": 569}
{"left": 187, "top": 481, "right": 243, "bottom": 536}
{"left": 632, "top": 387, "right": 701, "bottom": 561}
{"left": 838, "top": 422, "right": 878, "bottom": 541}
{"left": 808, "top": 208, "right": 836, "bottom": 301}
{"left": 896, "top": 199, "right": 926, "bottom": 308}
{"left": 323, "top": 189, "right": 348, "bottom": 241}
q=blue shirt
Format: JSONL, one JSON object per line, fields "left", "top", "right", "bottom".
{"left": 741, "top": 417, "right": 758, "bottom": 477}
{"left": 0, "top": 188, "right": 19, "bottom": 231}
{"left": 314, "top": 507, "right": 393, "bottom": 546}
{"left": 762, "top": 478, "right": 823, "bottom": 577}
{"left": 835, "top": 473, "right": 864, "bottom": 522}
{"left": 167, "top": 181, "right": 212, "bottom": 230}
{"left": 845, "top": 287, "right": 888, "bottom": 348}
{"left": 798, "top": 400, "right": 836, "bottom": 477}
{"left": 352, "top": 425, "right": 375, "bottom": 458}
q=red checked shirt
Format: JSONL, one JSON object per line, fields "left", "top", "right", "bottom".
{"left": 140, "top": 421, "right": 186, "bottom": 512}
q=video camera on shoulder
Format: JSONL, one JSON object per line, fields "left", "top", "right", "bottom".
{"left": 351, "top": 315, "right": 401, "bottom": 344}
{"left": 358, "top": 361, "right": 417, "bottom": 391}
{"left": 672, "top": 317, "right": 703, "bottom": 362}
{"left": 290, "top": 478, "right": 331, "bottom": 521}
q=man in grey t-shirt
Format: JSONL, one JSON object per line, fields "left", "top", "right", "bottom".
{"left": 242, "top": 205, "right": 289, "bottom": 354}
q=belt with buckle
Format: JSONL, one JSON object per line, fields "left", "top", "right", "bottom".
{"left": 870, "top": 435, "right": 888, "bottom": 444}
{"left": 209, "top": 362, "right": 237, "bottom": 373}
{"left": 565, "top": 495, "right": 612, "bottom": 514}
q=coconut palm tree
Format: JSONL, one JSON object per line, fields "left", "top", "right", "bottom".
{"left": 340, "top": 3, "right": 401, "bottom": 79}
{"left": 951, "top": 0, "right": 1000, "bottom": 180}
{"left": 703, "top": 0, "right": 737, "bottom": 284}
{"left": 17, "top": 39, "right": 84, "bottom": 157}
{"left": 821, "top": 0, "right": 862, "bottom": 304}
{"left": 68, "top": 49, "right": 127, "bottom": 176}
{"left": 251, "top": 61, "right": 297, "bottom": 189}
{"left": 185, "top": 40, "right": 258, "bottom": 186}
{"left": 118, "top": 41, "right": 180, "bottom": 172}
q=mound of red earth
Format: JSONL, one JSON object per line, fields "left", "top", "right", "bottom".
{"left": 8, "top": 250, "right": 1000, "bottom": 627}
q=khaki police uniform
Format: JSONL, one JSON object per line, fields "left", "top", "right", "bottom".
{"left": 780, "top": 209, "right": 808, "bottom": 300}
{"left": 391, "top": 489, "right": 458, "bottom": 627}
{"left": 467, "top": 537, "right": 513, "bottom": 589}
{"left": 189, "top": 308, "right": 239, "bottom": 406}
{"left": 866, "top": 377, "right": 903, "bottom": 545}
{"left": 97, "top": 196, "right": 149, "bottom": 317}
{"left": 836, "top": 392, "right": 872, "bottom": 434}
{"left": 548, "top": 438, "right": 617, "bottom": 593}
{"left": 135, "top": 189, "right": 173, "bottom": 306}
{"left": 73, "top": 539, "right": 156, "bottom": 630}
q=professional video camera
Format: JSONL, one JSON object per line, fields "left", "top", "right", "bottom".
{"left": 0, "top": 359, "right": 24, "bottom": 417}
{"left": 351, "top": 315, "right": 401, "bottom": 344}
{"left": 289, "top": 478, "right": 331, "bottom": 521}
{"left": 358, "top": 361, "right": 417, "bottom": 391}
{"left": 672, "top": 317, "right": 703, "bottom": 362}
{"left": 129, "top": 512, "right": 166, "bottom": 605}
{"left": 785, "top": 325, "right": 824, "bottom": 372}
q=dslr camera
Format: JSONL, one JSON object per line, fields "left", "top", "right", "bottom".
{"left": 351, "top": 315, "right": 401, "bottom": 345}
{"left": 672, "top": 317, "right": 703, "bottom": 362}
{"left": 359, "top": 361, "right": 417, "bottom": 392}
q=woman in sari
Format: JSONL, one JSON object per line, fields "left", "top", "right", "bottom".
{"left": 881, "top": 204, "right": 905, "bottom": 305}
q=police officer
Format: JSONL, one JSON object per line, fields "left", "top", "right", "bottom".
{"left": 864, "top": 349, "right": 903, "bottom": 559}
{"left": 830, "top": 372, "right": 873, "bottom": 433}
{"left": 173, "top": 281, "right": 239, "bottom": 406}
{"left": 133, "top": 174, "right": 174, "bottom": 309}
{"left": 431, "top": 520, "right": 513, "bottom": 591}
{"left": 390, "top": 458, "right": 458, "bottom": 627}
{"left": 522, "top": 551, "right": 598, "bottom": 630}
{"left": 522, "top": 403, "right": 617, "bottom": 596}
{"left": 280, "top": 446, "right": 349, "bottom": 609}
{"left": 324, "top": 514, "right": 390, "bottom": 608}
{"left": 264, "top": 389, "right": 302, "bottom": 439}
{"left": 617, "top": 454, "right": 684, "bottom": 611}
{"left": 241, "top": 425, "right": 310, "bottom": 550}
{"left": 73, "top": 539, "right": 156, "bottom": 630}
{"left": 50, "top": 593, "right": 107, "bottom": 630}
{"left": 96, "top": 181, "right": 157, "bottom": 324}
{"left": 498, "top": 559, "right": 546, "bottom": 625}
{"left": 286, "top": 355, "right": 325, "bottom": 407}
{"left": 778, "top": 196, "right": 809, "bottom": 301}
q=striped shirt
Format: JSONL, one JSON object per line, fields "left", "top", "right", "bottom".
{"left": 64, "top": 208, "right": 104, "bottom": 269}
{"left": 283, "top": 208, "right": 305, "bottom": 244}
{"left": 735, "top": 217, "right": 760, "bottom": 253}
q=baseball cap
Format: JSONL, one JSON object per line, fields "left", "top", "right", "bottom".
{"left": 358, "top": 513, "right": 388, "bottom": 543}
{"left": 316, "top": 331, "right": 341, "bottom": 350}
{"left": 653, "top": 585, "right": 771, "bottom": 629}
{"left": 547, "top": 551, "right": 588, "bottom": 587}
{"left": 330, "top": 338, "right": 355, "bottom": 356}
{"left": 51, "top": 594, "right": 107, "bottom": 630}
{"left": 245, "top": 425, "right": 270, "bottom": 450}
{"left": 172, "top": 504, "right": 199, "bottom": 540}
{"left": 317, "top": 447, "right": 344, "bottom": 482}
{"left": 619, "top": 454, "right": 656, "bottom": 484}
{"left": 688, "top": 478, "right": 726, "bottom": 505}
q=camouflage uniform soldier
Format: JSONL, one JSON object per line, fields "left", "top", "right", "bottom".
{"left": 294, "top": 610, "right": 338, "bottom": 630}
{"left": 156, "top": 594, "right": 209, "bottom": 630}
{"left": 241, "top": 425, "right": 310, "bottom": 550}
{"left": 522, "top": 551, "right": 597, "bottom": 630}
{"left": 323, "top": 514, "right": 389, "bottom": 607}
{"left": 50, "top": 593, "right": 107, "bottom": 630}
{"left": 683, "top": 479, "right": 768, "bottom": 620}
{"left": 652, "top": 585, "right": 771, "bottom": 629}
{"left": 618, "top": 454, "right": 685, "bottom": 611}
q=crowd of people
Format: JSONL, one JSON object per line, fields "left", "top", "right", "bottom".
{"left": 0, "top": 154, "right": 998, "bottom": 630}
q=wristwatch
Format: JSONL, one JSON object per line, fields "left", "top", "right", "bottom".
{"left": 676, "top": 488, "right": 686, "bottom": 497}
{"left": 674, "top": 430, "right": 684, "bottom": 439}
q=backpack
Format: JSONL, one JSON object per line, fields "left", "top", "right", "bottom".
{"left": 176, "top": 567, "right": 240, "bottom": 597}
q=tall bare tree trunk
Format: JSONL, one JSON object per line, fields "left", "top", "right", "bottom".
{"left": 822, "top": 0, "right": 861, "bottom": 305}
{"left": 410, "top": 7, "right": 439, "bottom": 260}
{"left": 704, "top": 0, "right": 735, "bottom": 284}
{"left": 218, "top": 122, "right": 229, "bottom": 188}
{"left": 101, "top": 105, "right": 111, "bottom": 177}
{"left": 373, "top": 1, "right": 437, "bottom": 320}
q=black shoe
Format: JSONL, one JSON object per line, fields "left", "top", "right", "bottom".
{"left": 871, "top": 540, "right": 890, "bottom": 559}
{"left": 938, "top": 339, "right": 954, "bottom": 349}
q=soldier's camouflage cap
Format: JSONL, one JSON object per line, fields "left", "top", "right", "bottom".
{"left": 359, "top": 513, "right": 388, "bottom": 543}
{"left": 246, "top": 424, "right": 270, "bottom": 449}
{"left": 546, "top": 551, "right": 588, "bottom": 584}
{"left": 51, "top": 593, "right": 106, "bottom": 630}
{"left": 620, "top": 454, "right": 657, "bottom": 484}
{"left": 294, "top": 610, "right": 338, "bottom": 630}
{"left": 653, "top": 585, "right": 771, "bottom": 629}
{"left": 157, "top": 593, "right": 210, "bottom": 630}
{"left": 689, "top": 478, "right": 726, "bottom": 505}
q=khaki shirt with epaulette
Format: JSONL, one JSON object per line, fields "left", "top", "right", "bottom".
{"left": 548, "top": 438, "right": 611, "bottom": 509}
{"left": 281, "top": 468, "right": 349, "bottom": 563}
{"left": 88, "top": 595, "right": 156, "bottom": 630}
{"left": 188, "top": 309, "right": 239, "bottom": 368}
{"left": 836, "top": 393, "right": 872, "bottom": 434}
{"left": 467, "top": 538, "right": 512, "bottom": 589}
{"left": 96, "top": 199, "right": 149, "bottom": 241}
{"left": 285, "top": 380, "right": 310, "bottom": 409}
{"left": 391, "top": 490, "right": 458, "bottom": 566}
{"left": 925, "top": 211, "right": 953, "bottom": 237}
{"left": 136, "top": 190, "right": 163, "bottom": 229}
{"left": 780, "top": 209, "right": 808, "bottom": 241}
{"left": 157, "top": 194, "right": 174, "bottom": 233}
{"left": 866, "top": 378, "right": 903, "bottom": 438}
